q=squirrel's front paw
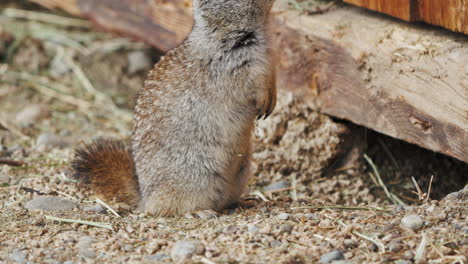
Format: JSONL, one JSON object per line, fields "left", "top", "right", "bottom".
{"left": 184, "top": 210, "right": 219, "bottom": 220}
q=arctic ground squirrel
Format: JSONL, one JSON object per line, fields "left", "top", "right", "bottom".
{"left": 72, "top": 0, "right": 277, "bottom": 217}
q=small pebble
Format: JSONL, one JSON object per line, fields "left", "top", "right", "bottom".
{"left": 279, "top": 223, "right": 293, "bottom": 234}
{"left": 395, "top": 260, "right": 412, "bottom": 264}
{"left": 26, "top": 196, "right": 77, "bottom": 211}
{"left": 170, "top": 240, "right": 204, "bottom": 262}
{"left": 331, "top": 261, "right": 357, "bottom": 264}
{"left": 77, "top": 236, "right": 96, "bottom": 259}
{"left": 36, "top": 133, "right": 69, "bottom": 151}
{"left": 402, "top": 250, "right": 414, "bottom": 260}
{"left": 305, "top": 213, "right": 319, "bottom": 220}
{"left": 127, "top": 50, "right": 152, "bottom": 74}
{"left": 264, "top": 180, "right": 290, "bottom": 192}
{"left": 343, "top": 239, "right": 358, "bottom": 248}
{"left": 124, "top": 245, "right": 133, "bottom": 252}
{"left": 9, "top": 250, "right": 27, "bottom": 264}
{"left": 146, "top": 253, "right": 169, "bottom": 261}
{"left": 0, "top": 173, "right": 9, "bottom": 184}
{"left": 320, "top": 250, "right": 345, "bottom": 263}
{"left": 460, "top": 238, "right": 468, "bottom": 246}
{"left": 401, "top": 215, "right": 424, "bottom": 231}
{"left": 83, "top": 205, "right": 107, "bottom": 214}
{"left": 269, "top": 240, "right": 282, "bottom": 248}
{"left": 15, "top": 104, "right": 50, "bottom": 127}
{"left": 247, "top": 224, "right": 259, "bottom": 233}
{"left": 368, "top": 243, "right": 379, "bottom": 252}
{"left": 277, "top": 213, "right": 290, "bottom": 220}
{"left": 389, "top": 243, "right": 403, "bottom": 252}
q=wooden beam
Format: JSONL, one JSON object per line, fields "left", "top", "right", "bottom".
{"left": 417, "top": 0, "right": 468, "bottom": 34}
{"left": 343, "top": 0, "right": 468, "bottom": 34}
{"left": 28, "top": 0, "right": 468, "bottom": 163}
{"left": 343, "top": 0, "right": 415, "bottom": 21}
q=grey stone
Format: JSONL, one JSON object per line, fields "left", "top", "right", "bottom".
{"left": 9, "top": 250, "right": 27, "bottom": 264}
{"left": 49, "top": 55, "right": 71, "bottom": 77}
{"left": 305, "top": 213, "right": 319, "bottom": 220}
{"left": 247, "top": 224, "right": 259, "bottom": 233}
{"left": 0, "top": 173, "right": 9, "bottom": 184}
{"left": 269, "top": 240, "right": 282, "bottom": 248}
{"left": 16, "top": 104, "right": 50, "bottom": 126}
{"left": 264, "top": 180, "right": 290, "bottom": 192}
{"left": 279, "top": 223, "right": 293, "bottom": 234}
{"left": 401, "top": 215, "right": 424, "bottom": 231}
{"left": 320, "top": 250, "right": 345, "bottom": 263}
{"left": 127, "top": 51, "right": 152, "bottom": 74}
{"left": 26, "top": 196, "right": 77, "bottom": 211}
{"left": 331, "top": 261, "right": 357, "bottom": 264}
{"left": 77, "top": 236, "right": 96, "bottom": 259}
{"left": 146, "top": 253, "right": 169, "bottom": 261}
{"left": 170, "top": 240, "right": 204, "bottom": 261}
{"left": 395, "top": 261, "right": 412, "bottom": 264}
{"left": 277, "top": 213, "right": 290, "bottom": 220}
{"left": 389, "top": 243, "right": 403, "bottom": 252}
{"left": 36, "top": 133, "right": 69, "bottom": 151}
{"left": 83, "top": 205, "right": 107, "bottom": 214}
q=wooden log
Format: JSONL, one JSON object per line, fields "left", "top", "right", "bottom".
{"left": 343, "top": 0, "right": 415, "bottom": 21}
{"left": 28, "top": 0, "right": 468, "bottom": 163}
{"left": 343, "top": 0, "right": 468, "bottom": 34}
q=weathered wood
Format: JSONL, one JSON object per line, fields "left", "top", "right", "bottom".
{"left": 343, "top": 0, "right": 414, "bottom": 21}
{"left": 343, "top": 0, "right": 468, "bottom": 34}
{"left": 417, "top": 0, "right": 468, "bottom": 34}
{"left": 278, "top": 9, "right": 468, "bottom": 163}
{"left": 28, "top": 0, "right": 468, "bottom": 163}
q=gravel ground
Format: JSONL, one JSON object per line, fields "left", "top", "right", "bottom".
{"left": 0, "top": 2, "right": 467, "bottom": 263}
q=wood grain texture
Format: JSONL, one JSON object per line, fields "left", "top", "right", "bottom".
{"left": 417, "top": 0, "right": 468, "bottom": 34}
{"left": 344, "top": 0, "right": 468, "bottom": 34}
{"left": 278, "top": 9, "right": 467, "bottom": 163}
{"left": 27, "top": 0, "right": 468, "bottom": 163}
{"left": 343, "top": 0, "right": 414, "bottom": 21}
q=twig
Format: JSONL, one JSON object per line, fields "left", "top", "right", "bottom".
{"left": 291, "top": 205, "right": 391, "bottom": 212}
{"left": 265, "top": 187, "right": 293, "bottom": 194}
{"left": 364, "top": 154, "right": 406, "bottom": 206}
{"left": 412, "top": 176, "right": 425, "bottom": 201}
{"left": 338, "top": 220, "right": 386, "bottom": 253}
{"left": 0, "top": 159, "right": 25, "bottom": 167}
{"left": 45, "top": 215, "right": 113, "bottom": 230}
{"left": 415, "top": 233, "right": 428, "bottom": 264}
{"left": 2, "top": 8, "right": 92, "bottom": 28}
{"left": 55, "top": 190, "right": 79, "bottom": 201}
{"left": 95, "top": 197, "right": 121, "bottom": 218}
{"left": 290, "top": 173, "right": 298, "bottom": 201}
{"left": 251, "top": 190, "right": 269, "bottom": 202}
{"left": 424, "top": 175, "right": 434, "bottom": 203}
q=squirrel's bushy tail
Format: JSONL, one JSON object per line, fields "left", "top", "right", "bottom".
{"left": 71, "top": 138, "right": 139, "bottom": 206}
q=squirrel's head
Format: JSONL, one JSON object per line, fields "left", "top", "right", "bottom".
{"left": 193, "top": 0, "right": 274, "bottom": 32}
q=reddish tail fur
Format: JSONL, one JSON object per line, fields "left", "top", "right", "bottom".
{"left": 71, "top": 138, "right": 140, "bottom": 205}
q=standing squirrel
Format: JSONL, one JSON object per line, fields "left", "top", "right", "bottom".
{"left": 71, "top": 0, "right": 276, "bottom": 217}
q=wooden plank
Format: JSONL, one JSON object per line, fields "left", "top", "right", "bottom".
{"left": 343, "top": 0, "right": 414, "bottom": 21}
{"left": 417, "top": 0, "right": 468, "bottom": 34}
{"left": 344, "top": 0, "right": 468, "bottom": 34}
{"left": 28, "top": 0, "right": 468, "bottom": 163}
{"left": 278, "top": 8, "right": 468, "bottom": 163}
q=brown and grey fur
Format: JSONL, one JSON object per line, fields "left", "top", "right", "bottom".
{"left": 72, "top": 0, "right": 276, "bottom": 217}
